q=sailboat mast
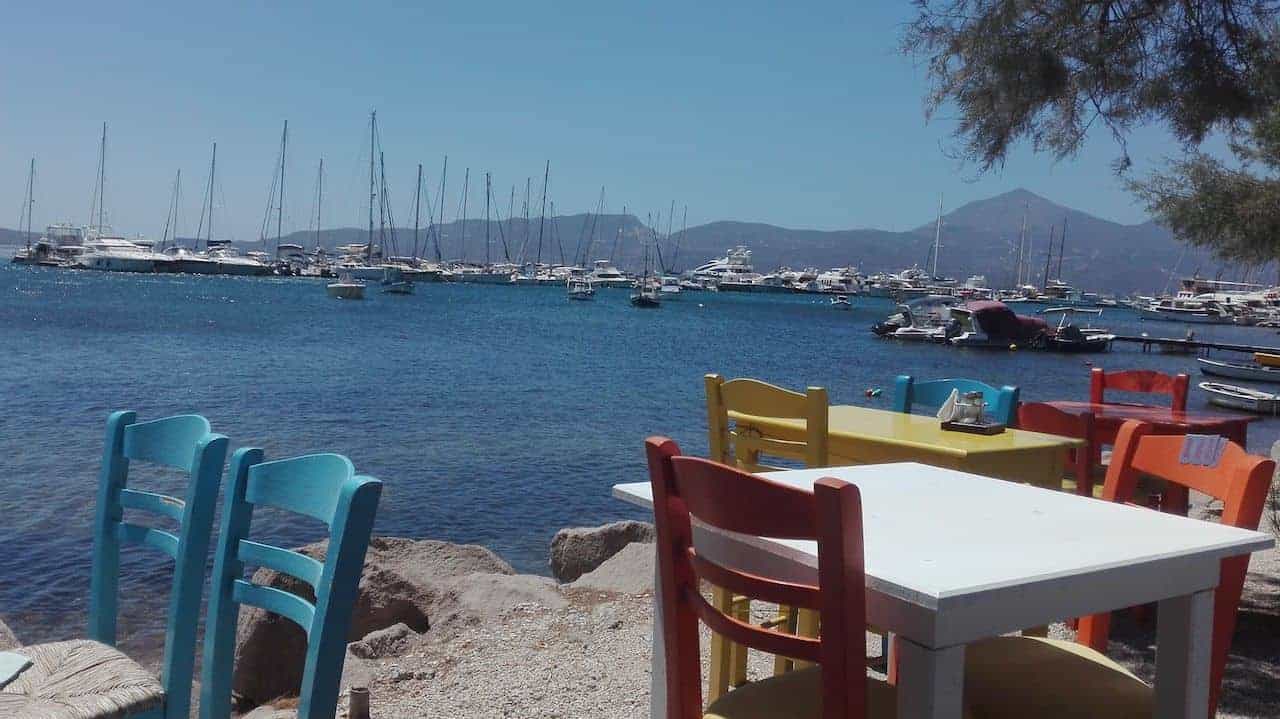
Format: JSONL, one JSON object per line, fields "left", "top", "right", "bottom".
{"left": 314, "top": 159, "right": 324, "bottom": 251}
{"left": 368, "top": 111, "right": 376, "bottom": 264}
{"left": 1015, "top": 203, "right": 1028, "bottom": 286}
{"left": 378, "top": 151, "right": 387, "bottom": 255}
{"left": 504, "top": 184, "right": 515, "bottom": 262}
{"left": 1057, "top": 215, "right": 1067, "bottom": 279}
{"left": 931, "top": 194, "right": 943, "bottom": 280}
{"left": 459, "top": 168, "right": 469, "bottom": 263}
{"left": 96, "top": 123, "right": 106, "bottom": 234}
{"left": 24, "top": 158, "right": 34, "bottom": 251}
{"left": 276, "top": 120, "right": 287, "bottom": 251}
{"left": 673, "top": 204, "right": 687, "bottom": 272}
{"left": 207, "top": 142, "right": 217, "bottom": 248}
{"left": 611, "top": 205, "right": 625, "bottom": 262}
{"left": 1042, "top": 225, "right": 1055, "bottom": 288}
{"left": 535, "top": 161, "right": 549, "bottom": 267}
{"left": 521, "top": 177, "right": 531, "bottom": 266}
{"left": 413, "top": 163, "right": 422, "bottom": 261}
{"left": 434, "top": 156, "right": 448, "bottom": 262}
{"left": 484, "top": 172, "right": 491, "bottom": 266}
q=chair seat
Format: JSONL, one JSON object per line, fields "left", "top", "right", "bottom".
{"left": 0, "top": 639, "right": 164, "bottom": 719}
{"left": 704, "top": 666, "right": 897, "bottom": 719}
{"left": 964, "top": 636, "right": 1152, "bottom": 719}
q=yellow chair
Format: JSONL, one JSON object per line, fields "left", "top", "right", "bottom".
{"left": 704, "top": 374, "right": 829, "bottom": 700}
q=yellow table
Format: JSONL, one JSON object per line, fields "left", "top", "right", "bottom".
{"left": 731, "top": 405, "right": 1083, "bottom": 488}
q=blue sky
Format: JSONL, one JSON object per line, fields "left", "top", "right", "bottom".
{"left": 2, "top": 2, "right": 1198, "bottom": 243}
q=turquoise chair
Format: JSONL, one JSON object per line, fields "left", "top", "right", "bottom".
{"left": 0, "top": 412, "right": 227, "bottom": 719}
{"left": 892, "top": 375, "right": 1020, "bottom": 426}
{"left": 200, "top": 450, "right": 382, "bottom": 719}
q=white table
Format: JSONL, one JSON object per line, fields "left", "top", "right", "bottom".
{"left": 614, "top": 462, "right": 1275, "bottom": 719}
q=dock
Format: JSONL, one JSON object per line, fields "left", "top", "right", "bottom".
{"left": 1113, "top": 335, "right": 1280, "bottom": 355}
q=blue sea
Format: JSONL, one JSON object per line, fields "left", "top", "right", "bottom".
{"left": 2, "top": 258, "right": 1277, "bottom": 659}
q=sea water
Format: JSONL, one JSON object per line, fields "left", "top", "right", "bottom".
{"left": 1, "top": 260, "right": 1275, "bottom": 658}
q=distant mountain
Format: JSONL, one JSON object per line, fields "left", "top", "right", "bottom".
{"left": 0, "top": 189, "right": 1223, "bottom": 294}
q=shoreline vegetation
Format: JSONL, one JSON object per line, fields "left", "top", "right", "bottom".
{"left": 2, "top": 511, "right": 1277, "bottom": 719}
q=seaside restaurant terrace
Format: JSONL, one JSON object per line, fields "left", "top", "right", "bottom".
{"left": 0, "top": 366, "right": 1276, "bottom": 719}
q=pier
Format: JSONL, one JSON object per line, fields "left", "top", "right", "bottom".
{"left": 1113, "top": 334, "right": 1280, "bottom": 355}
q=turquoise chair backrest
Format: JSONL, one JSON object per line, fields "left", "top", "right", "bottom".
{"left": 89, "top": 410, "right": 229, "bottom": 719}
{"left": 892, "top": 375, "right": 1020, "bottom": 426}
{"left": 200, "top": 450, "right": 382, "bottom": 719}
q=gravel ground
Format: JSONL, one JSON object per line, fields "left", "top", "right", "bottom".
{"left": 277, "top": 522, "right": 1276, "bottom": 719}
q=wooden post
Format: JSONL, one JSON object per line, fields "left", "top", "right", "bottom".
{"left": 348, "top": 686, "right": 371, "bottom": 719}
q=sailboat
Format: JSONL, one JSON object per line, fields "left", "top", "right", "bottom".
{"left": 10, "top": 158, "right": 47, "bottom": 265}
{"left": 630, "top": 231, "right": 661, "bottom": 308}
{"left": 328, "top": 272, "right": 366, "bottom": 300}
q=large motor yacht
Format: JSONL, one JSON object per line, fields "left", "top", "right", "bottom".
{"left": 588, "top": 259, "right": 632, "bottom": 288}
{"left": 74, "top": 235, "right": 164, "bottom": 273}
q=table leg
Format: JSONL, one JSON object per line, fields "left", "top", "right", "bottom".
{"left": 1155, "top": 589, "right": 1214, "bottom": 719}
{"left": 650, "top": 544, "right": 667, "bottom": 719}
{"left": 895, "top": 638, "right": 965, "bottom": 719}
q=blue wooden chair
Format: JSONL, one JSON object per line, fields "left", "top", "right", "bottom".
{"left": 892, "top": 375, "right": 1020, "bottom": 426}
{"left": 200, "top": 450, "right": 382, "bottom": 719}
{"left": 0, "top": 411, "right": 228, "bottom": 719}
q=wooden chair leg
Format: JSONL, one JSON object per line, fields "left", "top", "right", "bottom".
{"left": 772, "top": 606, "right": 797, "bottom": 676}
{"left": 730, "top": 598, "right": 750, "bottom": 687}
{"left": 708, "top": 586, "right": 734, "bottom": 701}
{"left": 791, "top": 609, "right": 820, "bottom": 669}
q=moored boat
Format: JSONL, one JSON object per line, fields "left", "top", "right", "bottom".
{"left": 830, "top": 295, "right": 852, "bottom": 310}
{"left": 1197, "top": 357, "right": 1280, "bottom": 384}
{"left": 1199, "top": 381, "right": 1279, "bottom": 414}
{"left": 567, "top": 277, "right": 596, "bottom": 300}
{"left": 327, "top": 273, "right": 366, "bottom": 300}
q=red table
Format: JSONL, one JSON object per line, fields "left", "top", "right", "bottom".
{"left": 1042, "top": 401, "right": 1257, "bottom": 446}
{"left": 1042, "top": 400, "right": 1258, "bottom": 513}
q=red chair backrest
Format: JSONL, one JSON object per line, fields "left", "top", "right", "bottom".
{"left": 645, "top": 436, "right": 869, "bottom": 719}
{"left": 1078, "top": 421, "right": 1273, "bottom": 716}
{"left": 1089, "top": 367, "right": 1189, "bottom": 411}
{"left": 1016, "top": 402, "right": 1094, "bottom": 495}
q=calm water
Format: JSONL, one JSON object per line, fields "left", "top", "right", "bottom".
{"left": 2, "top": 259, "right": 1278, "bottom": 657}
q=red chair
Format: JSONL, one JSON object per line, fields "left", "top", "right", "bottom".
{"left": 1016, "top": 402, "right": 1095, "bottom": 496}
{"left": 645, "top": 436, "right": 895, "bottom": 719}
{"left": 1089, "top": 368, "right": 1190, "bottom": 411}
{"left": 962, "top": 420, "right": 1274, "bottom": 719}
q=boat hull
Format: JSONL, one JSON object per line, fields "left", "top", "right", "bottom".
{"left": 1198, "top": 358, "right": 1280, "bottom": 384}
{"left": 327, "top": 284, "right": 366, "bottom": 300}
{"left": 1199, "top": 382, "right": 1278, "bottom": 414}
{"left": 630, "top": 294, "right": 660, "bottom": 308}
{"left": 1139, "top": 308, "right": 1229, "bottom": 324}
{"left": 77, "top": 256, "right": 156, "bottom": 273}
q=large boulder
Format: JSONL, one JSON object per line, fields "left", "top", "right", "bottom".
{"left": 570, "top": 542, "right": 654, "bottom": 595}
{"left": 549, "top": 521, "right": 654, "bottom": 582}
{"left": 232, "top": 536, "right": 514, "bottom": 709}
{"left": 0, "top": 618, "right": 19, "bottom": 651}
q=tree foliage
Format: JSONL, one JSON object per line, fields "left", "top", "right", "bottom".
{"left": 904, "top": 1, "right": 1280, "bottom": 170}
{"left": 903, "top": 1, "right": 1280, "bottom": 261}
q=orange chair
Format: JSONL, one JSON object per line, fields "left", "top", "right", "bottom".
{"left": 962, "top": 420, "right": 1274, "bottom": 719}
{"left": 1016, "top": 402, "right": 1095, "bottom": 496}
{"left": 645, "top": 436, "right": 895, "bottom": 719}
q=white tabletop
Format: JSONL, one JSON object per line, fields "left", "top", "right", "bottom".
{"left": 614, "top": 462, "right": 1273, "bottom": 645}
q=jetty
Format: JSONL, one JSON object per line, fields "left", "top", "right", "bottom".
{"left": 1113, "top": 334, "right": 1280, "bottom": 355}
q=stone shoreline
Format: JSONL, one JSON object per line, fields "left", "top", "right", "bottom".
{"left": 1, "top": 518, "right": 1276, "bottom": 718}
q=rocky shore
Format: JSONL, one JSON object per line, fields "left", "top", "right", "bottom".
{"left": 0, "top": 517, "right": 1276, "bottom": 718}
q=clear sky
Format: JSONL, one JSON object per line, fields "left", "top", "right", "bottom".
{"left": 1, "top": 2, "right": 1199, "bottom": 243}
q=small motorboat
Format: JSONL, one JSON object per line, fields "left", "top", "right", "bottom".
{"left": 1197, "top": 357, "right": 1280, "bottom": 384}
{"left": 1199, "top": 381, "right": 1279, "bottom": 414}
{"left": 567, "top": 278, "right": 596, "bottom": 301}
{"left": 381, "top": 267, "right": 414, "bottom": 294}
{"left": 1044, "top": 308, "right": 1113, "bottom": 353}
{"left": 830, "top": 295, "right": 852, "bottom": 310}
{"left": 327, "top": 273, "right": 366, "bottom": 300}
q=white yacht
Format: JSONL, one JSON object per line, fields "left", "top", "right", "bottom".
{"left": 205, "top": 241, "right": 270, "bottom": 276}
{"left": 74, "top": 236, "right": 163, "bottom": 273}
{"left": 589, "top": 259, "right": 631, "bottom": 288}
{"left": 691, "top": 246, "right": 763, "bottom": 288}
{"left": 659, "top": 276, "right": 682, "bottom": 297}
